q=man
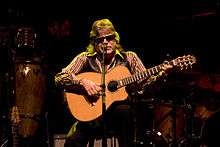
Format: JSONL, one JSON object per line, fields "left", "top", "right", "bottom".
{"left": 55, "top": 18, "right": 172, "bottom": 147}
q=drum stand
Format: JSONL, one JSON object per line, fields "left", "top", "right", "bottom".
{"left": 164, "top": 97, "right": 192, "bottom": 147}
{"left": 129, "top": 89, "right": 162, "bottom": 147}
{"left": 182, "top": 93, "right": 199, "bottom": 147}
{"left": 169, "top": 99, "right": 178, "bottom": 147}
{"left": 182, "top": 99, "right": 194, "bottom": 147}
{"left": 168, "top": 86, "right": 197, "bottom": 147}
{"left": 129, "top": 89, "right": 148, "bottom": 147}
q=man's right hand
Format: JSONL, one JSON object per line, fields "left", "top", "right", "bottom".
{"left": 80, "top": 79, "right": 102, "bottom": 96}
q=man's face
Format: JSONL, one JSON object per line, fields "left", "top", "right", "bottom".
{"left": 94, "top": 30, "right": 116, "bottom": 55}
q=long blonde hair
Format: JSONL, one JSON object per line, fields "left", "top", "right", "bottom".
{"left": 86, "top": 19, "right": 123, "bottom": 56}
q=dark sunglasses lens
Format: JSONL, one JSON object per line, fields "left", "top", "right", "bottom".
{"left": 95, "top": 35, "right": 115, "bottom": 43}
{"left": 95, "top": 38, "right": 103, "bottom": 43}
{"left": 106, "top": 35, "right": 115, "bottom": 41}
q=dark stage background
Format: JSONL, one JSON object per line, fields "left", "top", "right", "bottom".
{"left": 0, "top": 0, "right": 220, "bottom": 146}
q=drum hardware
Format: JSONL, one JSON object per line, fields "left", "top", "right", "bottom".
{"left": 181, "top": 99, "right": 195, "bottom": 146}
{"left": 130, "top": 90, "right": 204, "bottom": 147}
{"left": 0, "top": 113, "right": 9, "bottom": 147}
{"left": 0, "top": 139, "right": 8, "bottom": 147}
{"left": 19, "top": 113, "right": 41, "bottom": 122}
{"left": 15, "top": 27, "right": 38, "bottom": 49}
{"left": 153, "top": 97, "right": 196, "bottom": 147}
{"left": 124, "top": 79, "right": 207, "bottom": 146}
{"left": 16, "top": 63, "right": 42, "bottom": 78}
{"left": 14, "top": 27, "right": 43, "bottom": 62}
{"left": 128, "top": 92, "right": 168, "bottom": 146}
{"left": 181, "top": 84, "right": 211, "bottom": 147}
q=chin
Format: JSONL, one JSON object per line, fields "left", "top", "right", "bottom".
{"left": 106, "top": 49, "right": 114, "bottom": 54}
{"left": 106, "top": 51, "right": 113, "bottom": 54}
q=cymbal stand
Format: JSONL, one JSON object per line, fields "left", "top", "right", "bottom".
{"left": 169, "top": 98, "right": 178, "bottom": 147}
{"left": 129, "top": 92, "right": 138, "bottom": 147}
{"left": 182, "top": 98, "right": 194, "bottom": 147}
{"left": 129, "top": 89, "right": 147, "bottom": 147}
{"left": 129, "top": 88, "right": 156, "bottom": 147}
{"left": 182, "top": 85, "right": 197, "bottom": 147}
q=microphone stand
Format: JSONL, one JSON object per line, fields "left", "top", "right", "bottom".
{"left": 101, "top": 44, "right": 107, "bottom": 147}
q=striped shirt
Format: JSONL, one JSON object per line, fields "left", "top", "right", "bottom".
{"left": 55, "top": 51, "right": 146, "bottom": 86}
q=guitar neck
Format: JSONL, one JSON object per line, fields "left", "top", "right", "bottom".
{"left": 118, "top": 64, "right": 164, "bottom": 87}
{"left": 117, "top": 58, "right": 182, "bottom": 87}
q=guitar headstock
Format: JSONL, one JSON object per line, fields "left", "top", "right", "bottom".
{"left": 172, "top": 54, "right": 197, "bottom": 70}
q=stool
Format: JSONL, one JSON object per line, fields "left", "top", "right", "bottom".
{"left": 53, "top": 133, "right": 119, "bottom": 147}
{"left": 87, "top": 136, "right": 119, "bottom": 147}
{"left": 53, "top": 134, "right": 67, "bottom": 147}
{"left": 87, "top": 130, "right": 119, "bottom": 147}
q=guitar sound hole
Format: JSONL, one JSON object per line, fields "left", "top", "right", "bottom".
{"left": 108, "top": 80, "right": 118, "bottom": 92}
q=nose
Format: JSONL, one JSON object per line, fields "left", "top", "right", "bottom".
{"left": 101, "top": 39, "right": 108, "bottom": 50}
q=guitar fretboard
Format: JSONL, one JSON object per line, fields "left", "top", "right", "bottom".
{"left": 118, "top": 58, "right": 180, "bottom": 87}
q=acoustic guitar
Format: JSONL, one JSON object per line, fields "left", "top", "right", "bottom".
{"left": 65, "top": 55, "right": 196, "bottom": 122}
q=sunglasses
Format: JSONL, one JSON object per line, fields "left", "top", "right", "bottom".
{"left": 94, "top": 34, "right": 115, "bottom": 44}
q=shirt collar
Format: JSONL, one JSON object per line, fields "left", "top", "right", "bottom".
{"left": 87, "top": 49, "right": 124, "bottom": 59}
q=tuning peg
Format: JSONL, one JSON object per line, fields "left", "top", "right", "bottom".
{"left": 180, "top": 65, "right": 184, "bottom": 70}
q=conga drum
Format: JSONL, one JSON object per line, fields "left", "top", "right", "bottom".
{"left": 15, "top": 58, "right": 46, "bottom": 138}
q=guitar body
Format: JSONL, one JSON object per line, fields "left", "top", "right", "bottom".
{"left": 65, "top": 65, "right": 131, "bottom": 122}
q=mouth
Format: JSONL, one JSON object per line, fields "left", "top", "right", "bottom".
{"left": 106, "top": 48, "right": 111, "bottom": 50}
{"left": 100, "top": 46, "right": 111, "bottom": 51}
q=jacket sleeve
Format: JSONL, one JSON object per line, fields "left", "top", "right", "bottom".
{"left": 54, "top": 52, "right": 88, "bottom": 87}
{"left": 125, "top": 51, "right": 146, "bottom": 74}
